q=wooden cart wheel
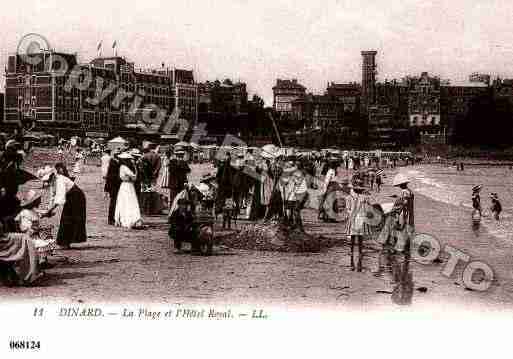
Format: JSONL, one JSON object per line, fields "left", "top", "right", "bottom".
{"left": 198, "top": 224, "right": 214, "bottom": 256}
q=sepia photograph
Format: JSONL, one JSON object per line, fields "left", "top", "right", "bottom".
{"left": 1, "top": 0, "right": 513, "bottom": 357}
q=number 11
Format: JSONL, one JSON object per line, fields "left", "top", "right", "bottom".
{"left": 33, "top": 308, "right": 44, "bottom": 317}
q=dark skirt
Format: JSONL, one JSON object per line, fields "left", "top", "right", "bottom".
{"left": 57, "top": 185, "right": 87, "bottom": 246}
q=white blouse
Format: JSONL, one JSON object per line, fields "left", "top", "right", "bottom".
{"left": 53, "top": 174, "right": 75, "bottom": 206}
{"left": 120, "top": 165, "right": 137, "bottom": 182}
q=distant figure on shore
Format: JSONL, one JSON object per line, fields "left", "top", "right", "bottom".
{"left": 472, "top": 185, "right": 482, "bottom": 220}
{"left": 490, "top": 193, "right": 502, "bottom": 221}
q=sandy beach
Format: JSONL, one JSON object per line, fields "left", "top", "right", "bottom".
{"left": 1, "top": 156, "right": 512, "bottom": 312}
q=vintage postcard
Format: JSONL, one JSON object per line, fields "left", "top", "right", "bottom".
{"left": 0, "top": 0, "right": 511, "bottom": 357}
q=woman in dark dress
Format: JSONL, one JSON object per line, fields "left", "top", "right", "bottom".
{"left": 40, "top": 164, "right": 87, "bottom": 249}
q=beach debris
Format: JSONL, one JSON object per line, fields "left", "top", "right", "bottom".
{"left": 218, "top": 223, "right": 339, "bottom": 252}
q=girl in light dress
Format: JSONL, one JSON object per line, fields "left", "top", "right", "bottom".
{"left": 15, "top": 190, "right": 55, "bottom": 266}
{"left": 72, "top": 149, "right": 85, "bottom": 182}
{"left": 114, "top": 153, "right": 144, "bottom": 229}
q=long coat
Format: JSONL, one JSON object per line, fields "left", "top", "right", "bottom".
{"left": 167, "top": 159, "right": 190, "bottom": 190}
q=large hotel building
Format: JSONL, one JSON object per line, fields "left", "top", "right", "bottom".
{"left": 4, "top": 50, "right": 198, "bottom": 138}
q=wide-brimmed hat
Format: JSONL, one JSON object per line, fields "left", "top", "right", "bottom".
{"left": 130, "top": 148, "right": 143, "bottom": 157}
{"left": 392, "top": 173, "right": 410, "bottom": 187}
{"left": 200, "top": 173, "right": 216, "bottom": 183}
{"left": 5, "top": 139, "right": 20, "bottom": 150}
{"left": 37, "top": 165, "right": 56, "bottom": 182}
{"left": 20, "top": 190, "right": 42, "bottom": 208}
{"left": 142, "top": 141, "right": 154, "bottom": 150}
{"left": 118, "top": 152, "right": 133, "bottom": 159}
{"left": 473, "top": 185, "right": 482, "bottom": 192}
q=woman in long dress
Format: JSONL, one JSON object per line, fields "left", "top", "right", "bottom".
{"left": 40, "top": 163, "right": 87, "bottom": 249}
{"left": 115, "top": 153, "right": 143, "bottom": 229}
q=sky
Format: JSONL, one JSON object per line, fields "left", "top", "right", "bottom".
{"left": 2, "top": 0, "right": 513, "bottom": 105}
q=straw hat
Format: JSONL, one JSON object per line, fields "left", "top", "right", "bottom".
{"left": 20, "top": 190, "right": 42, "bottom": 208}
{"left": 130, "top": 148, "right": 142, "bottom": 157}
{"left": 392, "top": 173, "right": 410, "bottom": 187}
{"left": 472, "top": 185, "right": 482, "bottom": 193}
{"left": 5, "top": 139, "right": 20, "bottom": 150}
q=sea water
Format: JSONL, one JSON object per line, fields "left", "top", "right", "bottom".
{"left": 405, "top": 165, "right": 513, "bottom": 242}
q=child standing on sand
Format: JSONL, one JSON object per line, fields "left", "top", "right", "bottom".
{"left": 472, "top": 185, "right": 482, "bottom": 218}
{"left": 490, "top": 193, "right": 502, "bottom": 221}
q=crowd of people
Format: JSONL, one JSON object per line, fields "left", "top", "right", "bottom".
{"left": 0, "top": 139, "right": 88, "bottom": 285}
{"left": 0, "top": 136, "right": 419, "bottom": 287}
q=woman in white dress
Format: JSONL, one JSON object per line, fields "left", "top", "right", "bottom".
{"left": 115, "top": 153, "right": 143, "bottom": 229}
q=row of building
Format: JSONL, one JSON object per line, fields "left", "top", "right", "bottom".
{"left": 271, "top": 51, "right": 513, "bottom": 147}
{"left": 3, "top": 46, "right": 513, "bottom": 147}
{"left": 1, "top": 49, "right": 251, "bottom": 141}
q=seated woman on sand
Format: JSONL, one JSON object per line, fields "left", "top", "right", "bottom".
{"left": 0, "top": 221, "right": 43, "bottom": 286}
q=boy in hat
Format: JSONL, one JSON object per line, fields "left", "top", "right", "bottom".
{"left": 472, "top": 185, "right": 482, "bottom": 218}
{"left": 490, "top": 193, "right": 502, "bottom": 221}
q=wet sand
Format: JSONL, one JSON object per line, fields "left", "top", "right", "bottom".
{"left": 1, "top": 160, "right": 512, "bottom": 312}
